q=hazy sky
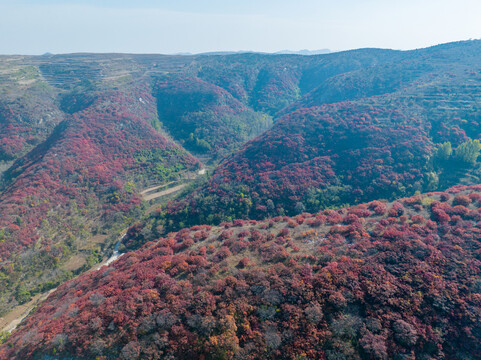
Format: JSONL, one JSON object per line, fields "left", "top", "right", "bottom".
{"left": 1, "top": 0, "right": 481, "bottom": 54}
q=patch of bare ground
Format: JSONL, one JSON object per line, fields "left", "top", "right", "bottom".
{"left": 61, "top": 254, "right": 87, "bottom": 272}
{"left": 79, "top": 234, "right": 108, "bottom": 251}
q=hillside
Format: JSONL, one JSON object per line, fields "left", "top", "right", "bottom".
{"left": 2, "top": 185, "right": 481, "bottom": 359}
{"left": 0, "top": 83, "right": 200, "bottom": 315}
{"left": 0, "top": 61, "right": 65, "bottom": 167}
{"left": 153, "top": 75, "right": 272, "bottom": 158}
{"left": 153, "top": 41, "right": 481, "bottom": 230}
{"left": 194, "top": 48, "right": 400, "bottom": 114}
{"left": 282, "top": 40, "right": 481, "bottom": 114}
{"left": 155, "top": 102, "right": 432, "bottom": 230}
{"left": 2, "top": 40, "right": 481, "bottom": 354}
{"left": 0, "top": 45, "right": 422, "bottom": 315}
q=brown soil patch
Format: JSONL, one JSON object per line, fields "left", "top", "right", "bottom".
{"left": 61, "top": 254, "right": 87, "bottom": 272}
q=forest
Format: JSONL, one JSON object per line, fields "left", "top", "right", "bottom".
{"left": 3, "top": 186, "right": 481, "bottom": 359}
{"left": 1, "top": 40, "right": 481, "bottom": 359}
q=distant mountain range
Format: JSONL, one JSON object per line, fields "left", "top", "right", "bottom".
{"left": 273, "top": 49, "right": 331, "bottom": 55}
{"left": 173, "top": 49, "right": 331, "bottom": 56}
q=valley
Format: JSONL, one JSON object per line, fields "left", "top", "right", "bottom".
{"left": 1, "top": 40, "right": 481, "bottom": 359}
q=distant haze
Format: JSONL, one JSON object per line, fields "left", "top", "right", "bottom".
{"left": 0, "top": 0, "right": 481, "bottom": 54}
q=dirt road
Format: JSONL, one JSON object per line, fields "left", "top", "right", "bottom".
{"left": 0, "top": 289, "right": 56, "bottom": 333}
{"left": 142, "top": 183, "right": 187, "bottom": 201}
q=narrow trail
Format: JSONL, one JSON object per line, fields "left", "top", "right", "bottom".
{"left": 93, "top": 232, "right": 127, "bottom": 270}
{"left": 0, "top": 168, "right": 207, "bottom": 335}
{"left": 0, "top": 232, "right": 128, "bottom": 334}
{"left": 0, "top": 289, "right": 56, "bottom": 334}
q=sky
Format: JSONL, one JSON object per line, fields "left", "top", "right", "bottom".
{"left": 0, "top": 0, "right": 481, "bottom": 55}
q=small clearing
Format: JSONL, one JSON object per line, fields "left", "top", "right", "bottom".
{"left": 61, "top": 254, "right": 87, "bottom": 272}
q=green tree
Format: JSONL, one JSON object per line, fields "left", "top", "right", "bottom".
{"left": 15, "top": 284, "right": 31, "bottom": 304}
{"left": 0, "top": 331, "right": 10, "bottom": 345}
{"left": 454, "top": 139, "right": 481, "bottom": 166}
{"left": 434, "top": 141, "right": 452, "bottom": 162}
{"left": 266, "top": 199, "right": 275, "bottom": 212}
{"left": 295, "top": 201, "right": 306, "bottom": 214}
{"left": 124, "top": 182, "right": 135, "bottom": 194}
